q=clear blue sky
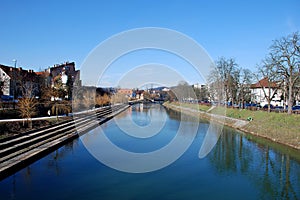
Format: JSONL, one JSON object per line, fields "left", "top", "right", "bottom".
{"left": 1, "top": 0, "right": 299, "bottom": 87}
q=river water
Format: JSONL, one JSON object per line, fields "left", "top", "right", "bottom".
{"left": 0, "top": 104, "right": 299, "bottom": 199}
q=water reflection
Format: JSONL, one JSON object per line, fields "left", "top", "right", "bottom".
{"left": 0, "top": 104, "right": 299, "bottom": 200}
{"left": 209, "top": 127, "right": 300, "bottom": 199}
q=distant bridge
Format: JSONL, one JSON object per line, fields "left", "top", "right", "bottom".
{"left": 128, "top": 98, "right": 165, "bottom": 105}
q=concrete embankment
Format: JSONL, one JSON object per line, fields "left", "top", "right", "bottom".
{"left": 164, "top": 103, "right": 249, "bottom": 129}
{"left": 163, "top": 103, "right": 300, "bottom": 151}
{"left": 0, "top": 104, "right": 130, "bottom": 180}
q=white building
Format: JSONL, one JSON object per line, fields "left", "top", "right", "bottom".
{"left": 0, "top": 66, "right": 11, "bottom": 96}
{"left": 250, "top": 77, "right": 283, "bottom": 106}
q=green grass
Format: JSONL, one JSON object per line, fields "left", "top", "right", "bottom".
{"left": 164, "top": 102, "right": 211, "bottom": 112}
{"left": 164, "top": 102, "right": 300, "bottom": 149}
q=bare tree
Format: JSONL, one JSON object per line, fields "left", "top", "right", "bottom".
{"left": 255, "top": 60, "right": 283, "bottom": 112}
{"left": 208, "top": 67, "right": 225, "bottom": 104}
{"left": 209, "top": 57, "right": 239, "bottom": 105}
{"left": 37, "top": 71, "right": 52, "bottom": 101}
{"left": 237, "top": 68, "right": 253, "bottom": 108}
{"left": 51, "top": 100, "right": 71, "bottom": 121}
{"left": 165, "top": 90, "right": 176, "bottom": 102}
{"left": 269, "top": 32, "right": 300, "bottom": 114}
{"left": 172, "top": 81, "right": 192, "bottom": 102}
{"left": 18, "top": 83, "right": 38, "bottom": 128}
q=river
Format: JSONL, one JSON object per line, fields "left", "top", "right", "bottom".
{"left": 0, "top": 104, "right": 299, "bottom": 199}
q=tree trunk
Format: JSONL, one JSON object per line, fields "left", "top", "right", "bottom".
{"left": 287, "top": 79, "right": 293, "bottom": 115}
{"left": 267, "top": 98, "right": 271, "bottom": 113}
{"left": 29, "top": 119, "right": 32, "bottom": 129}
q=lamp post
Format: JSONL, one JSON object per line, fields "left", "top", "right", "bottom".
{"left": 12, "top": 59, "right": 17, "bottom": 109}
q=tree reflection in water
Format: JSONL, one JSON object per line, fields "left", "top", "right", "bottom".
{"left": 209, "top": 127, "right": 300, "bottom": 199}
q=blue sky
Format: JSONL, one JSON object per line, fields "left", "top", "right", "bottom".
{"left": 1, "top": 0, "right": 299, "bottom": 87}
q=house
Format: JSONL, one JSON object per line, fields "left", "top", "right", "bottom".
{"left": 117, "top": 88, "right": 132, "bottom": 98}
{"left": 0, "top": 64, "right": 39, "bottom": 98}
{"left": 250, "top": 77, "right": 283, "bottom": 106}
{"left": 45, "top": 61, "right": 81, "bottom": 88}
{"left": 135, "top": 90, "right": 144, "bottom": 100}
{"left": 0, "top": 65, "right": 11, "bottom": 96}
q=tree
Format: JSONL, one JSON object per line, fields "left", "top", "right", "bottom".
{"left": 18, "top": 83, "right": 38, "bottom": 129}
{"left": 255, "top": 60, "right": 283, "bottom": 112}
{"left": 172, "top": 81, "right": 195, "bottom": 102}
{"left": 165, "top": 90, "right": 176, "bottom": 102}
{"left": 95, "top": 93, "right": 110, "bottom": 107}
{"left": 208, "top": 67, "right": 225, "bottom": 104}
{"left": 193, "top": 85, "right": 209, "bottom": 102}
{"left": 269, "top": 32, "right": 300, "bottom": 114}
{"left": 52, "top": 74, "right": 67, "bottom": 100}
{"left": 209, "top": 57, "right": 239, "bottom": 105}
{"left": 51, "top": 100, "right": 71, "bottom": 121}
{"left": 237, "top": 68, "right": 253, "bottom": 108}
{"left": 37, "top": 71, "right": 52, "bottom": 101}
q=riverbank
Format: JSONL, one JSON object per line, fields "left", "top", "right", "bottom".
{"left": 163, "top": 102, "right": 300, "bottom": 150}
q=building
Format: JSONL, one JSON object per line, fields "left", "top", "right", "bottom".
{"left": 0, "top": 64, "right": 39, "bottom": 98}
{"left": 117, "top": 88, "right": 132, "bottom": 98}
{"left": 1, "top": 61, "right": 82, "bottom": 101}
{"left": 250, "top": 77, "right": 283, "bottom": 106}
{"left": 45, "top": 61, "right": 81, "bottom": 88}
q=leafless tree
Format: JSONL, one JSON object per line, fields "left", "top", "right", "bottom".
{"left": 237, "top": 68, "right": 253, "bottom": 108}
{"left": 217, "top": 57, "right": 239, "bottom": 104}
{"left": 207, "top": 67, "right": 225, "bottom": 104}
{"left": 255, "top": 60, "right": 283, "bottom": 112}
{"left": 209, "top": 57, "right": 239, "bottom": 105}
{"left": 172, "top": 81, "right": 194, "bottom": 102}
{"left": 51, "top": 100, "right": 71, "bottom": 121}
{"left": 18, "top": 83, "right": 38, "bottom": 128}
{"left": 269, "top": 32, "right": 300, "bottom": 114}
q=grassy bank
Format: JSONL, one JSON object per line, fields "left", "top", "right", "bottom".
{"left": 164, "top": 102, "right": 300, "bottom": 150}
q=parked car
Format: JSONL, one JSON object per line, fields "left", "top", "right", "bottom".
{"left": 263, "top": 104, "right": 274, "bottom": 109}
{"left": 274, "top": 106, "right": 284, "bottom": 111}
{"left": 245, "top": 103, "right": 258, "bottom": 107}
{"left": 1, "top": 95, "right": 13, "bottom": 102}
{"left": 292, "top": 105, "right": 300, "bottom": 110}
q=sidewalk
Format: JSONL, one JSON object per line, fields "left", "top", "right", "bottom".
{"left": 0, "top": 106, "right": 110, "bottom": 123}
{"left": 0, "top": 115, "right": 67, "bottom": 123}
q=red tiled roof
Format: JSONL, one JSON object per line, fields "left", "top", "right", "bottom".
{"left": 35, "top": 71, "right": 44, "bottom": 75}
{"left": 0, "top": 64, "right": 38, "bottom": 81}
{"left": 251, "top": 77, "right": 278, "bottom": 88}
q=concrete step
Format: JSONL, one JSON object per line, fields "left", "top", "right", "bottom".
{"left": 0, "top": 113, "right": 97, "bottom": 159}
